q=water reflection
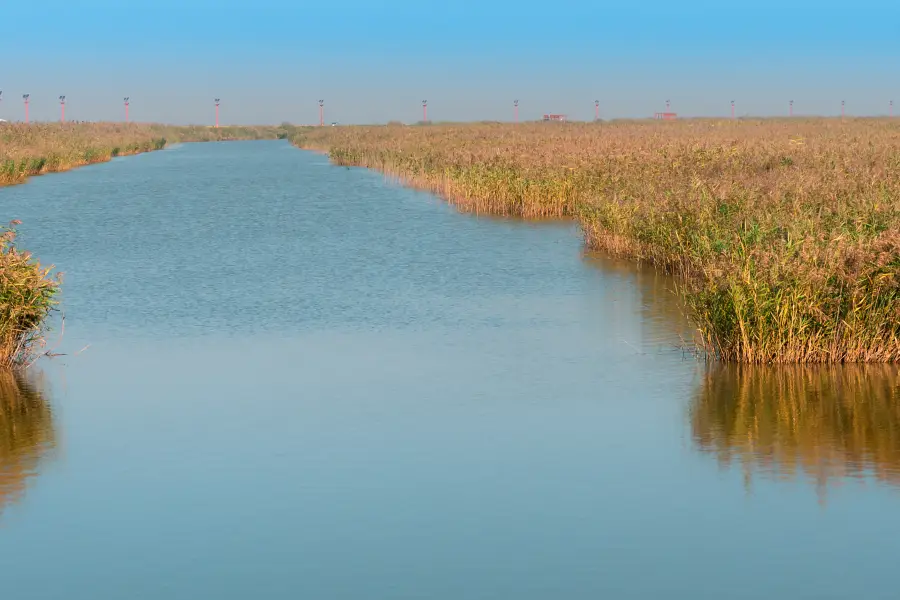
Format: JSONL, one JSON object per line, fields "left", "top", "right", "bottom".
{"left": 691, "top": 364, "right": 900, "bottom": 498}
{"left": 582, "top": 251, "right": 695, "bottom": 349}
{"left": 0, "top": 371, "right": 56, "bottom": 516}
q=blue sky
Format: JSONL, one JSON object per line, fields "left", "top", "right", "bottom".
{"left": 1, "top": 0, "right": 898, "bottom": 124}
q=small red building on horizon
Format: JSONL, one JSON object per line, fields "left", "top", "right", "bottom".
{"left": 542, "top": 113, "right": 567, "bottom": 122}
{"left": 654, "top": 112, "right": 677, "bottom": 120}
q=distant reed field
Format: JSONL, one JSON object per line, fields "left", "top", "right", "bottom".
{"left": 0, "top": 123, "right": 292, "bottom": 186}
{"left": 293, "top": 119, "right": 900, "bottom": 363}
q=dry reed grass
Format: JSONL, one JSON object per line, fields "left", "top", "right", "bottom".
{"left": 292, "top": 119, "right": 900, "bottom": 363}
{"left": 0, "top": 221, "right": 59, "bottom": 368}
{"left": 0, "top": 122, "right": 292, "bottom": 186}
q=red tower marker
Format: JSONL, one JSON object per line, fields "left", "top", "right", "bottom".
{"left": 422, "top": 100, "right": 428, "bottom": 123}
{"left": 59, "top": 95, "right": 66, "bottom": 123}
{"left": 514, "top": 99, "right": 519, "bottom": 123}
{"left": 23, "top": 94, "right": 29, "bottom": 123}
{"left": 215, "top": 98, "right": 220, "bottom": 128}
{"left": 731, "top": 100, "right": 735, "bottom": 119}
{"left": 841, "top": 100, "right": 845, "bottom": 121}
{"left": 124, "top": 97, "right": 130, "bottom": 123}
{"left": 318, "top": 99, "right": 324, "bottom": 126}
{"left": 594, "top": 99, "right": 599, "bottom": 121}
{"left": 789, "top": 100, "right": 793, "bottom": 117}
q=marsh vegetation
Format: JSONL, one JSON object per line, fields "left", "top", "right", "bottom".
{"left": 0, "top": 123, "right": 297, "bottom": 186}
{"left": 293, "top": 119, "right": 900, "bottom": 363}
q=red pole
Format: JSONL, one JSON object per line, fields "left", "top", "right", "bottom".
{"left": 216, "top": 105, "right": 219, "bottom": 127}
{"left": 841, "top": 100, "right": 845, "bottom": 121}
{"left": 514, "top": 100, "right": 518, "bottom": 123}
{"left": 423, "top": 100, "right": 427, "bottom": 122}
{"left": 595, "top": 100, "right": 599, "bottom": 121}
{"left": 789, "top": 100, "right": 793, "bottom": 117}
{"left": 731, "top": 101, "right": 734, "bottom": 119}
{"left": 23, "top": 95, "right": 29, "bottom": 124}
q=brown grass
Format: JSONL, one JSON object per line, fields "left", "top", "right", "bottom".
{"left": 0, "top": 221, "right": 60, "bottom": 368}
{"left": 0, "top": 122, "right": 294, "bottom": 186}
{"left": 292, "top": 119, "right": 900, "bottom": 363}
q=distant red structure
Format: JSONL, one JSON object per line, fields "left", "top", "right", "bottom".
{"left": 542, "top": 113, "right": 567, "bottom": 122}
{"left": 654, "top": 112, "right": 677, "bottom": 120}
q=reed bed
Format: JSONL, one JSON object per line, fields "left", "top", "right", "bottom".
{"left": 293, "top": 120, "right": 900, "bottom": 363}
{"left": 691, "top": 364, "right": 900, "bottom": 494}
{"left": 0, "top": 370, "right": 55, "bottom": 516}
{"left": 0, "top": 221, "right": 60, "bottom": 368}
{"left": 0, "top": 122, "right": 292, "bottom": 186}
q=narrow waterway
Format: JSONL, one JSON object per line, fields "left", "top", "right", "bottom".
{"left": 1, "top": 141, "right": 898, "bottom": 599}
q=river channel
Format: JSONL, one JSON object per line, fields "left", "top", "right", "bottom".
{"left": 1, "top": 140, "right": 898, "bottom": 599}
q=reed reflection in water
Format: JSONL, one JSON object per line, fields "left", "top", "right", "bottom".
{"left": 582, "top": 251, "right": 695, "bottom": 351}
{"left": 0, "top": 371, "right": 56, "bottom": 517}
{"left": 691, "top": 364, "right": 900, "bottom": 499}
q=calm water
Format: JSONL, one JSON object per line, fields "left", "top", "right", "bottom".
{"left": 1, "top": 141, "right": 899, "bottom": 599}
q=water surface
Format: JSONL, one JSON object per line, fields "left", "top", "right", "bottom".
{"left": 1, "top": 141, "right": 899, "bottom": 599}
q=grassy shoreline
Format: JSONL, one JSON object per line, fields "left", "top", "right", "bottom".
{"left": 0, "top": 123, "right": 294, "bottom": 187}
{"left": 0, "top": 220, "right": 59, "bottom": 368}
{"left": 291, "top": 120, "right": 900, "bottom": 364}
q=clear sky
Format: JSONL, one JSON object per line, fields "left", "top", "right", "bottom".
{"left": 1, "top": 0, "right": 898, "bottom": 124}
